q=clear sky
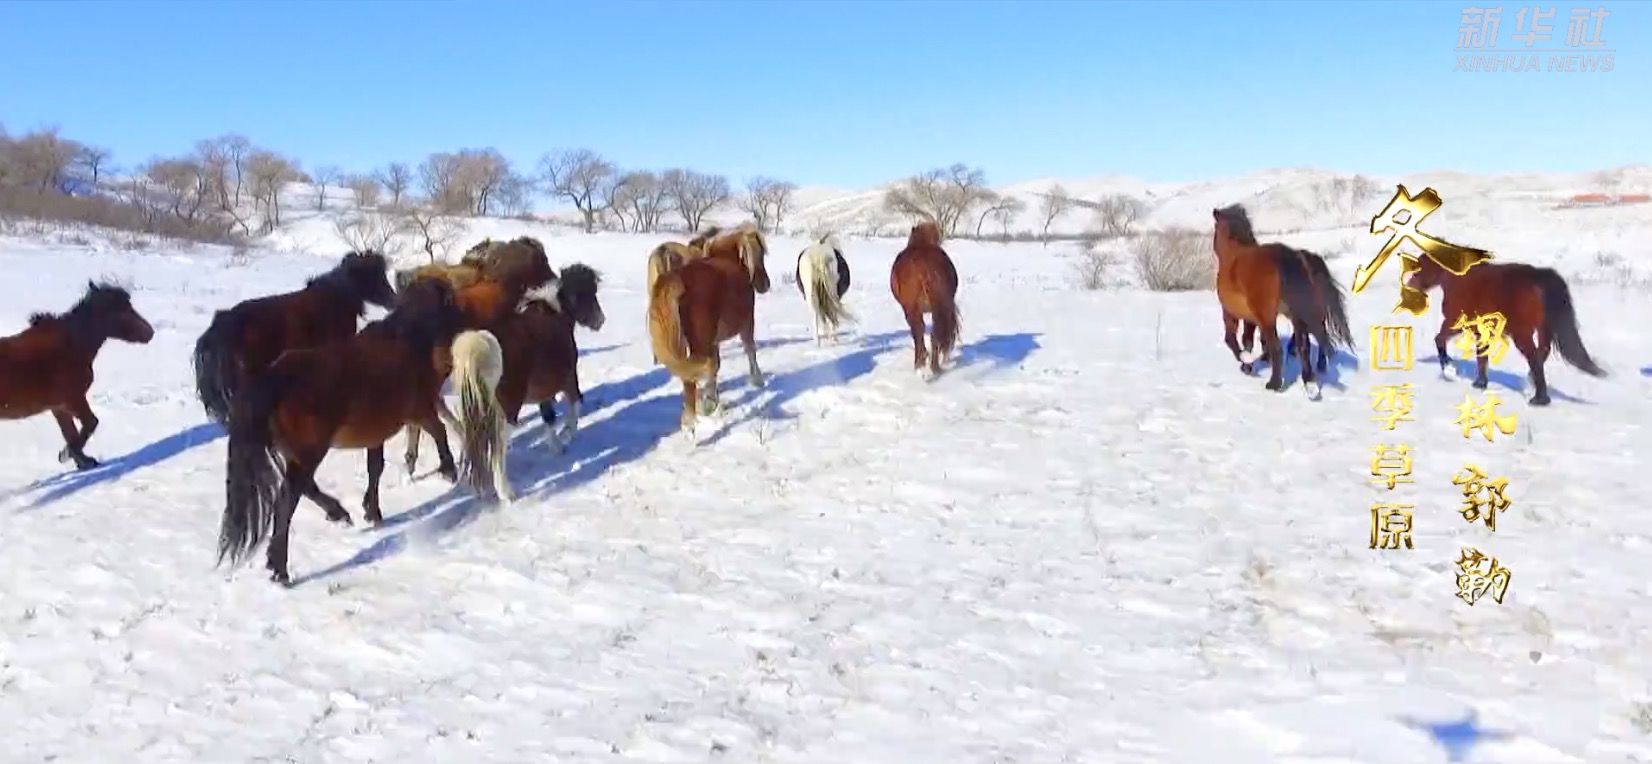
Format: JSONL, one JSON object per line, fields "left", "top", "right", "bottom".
{"left": 0, "top": 0, "right": 1644, "bottom": 188}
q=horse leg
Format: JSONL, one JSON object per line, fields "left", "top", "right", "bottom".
{"left": 742, "top": 324, "right": 764, "bottom": 388}
{"left": 1223, "top": 313, "right": 1250, "bottom": 373}
{"left": 1240, "top": 320, "right": 1257, "bottom": 355}
{"left": 1259, "top": 322, "right": 1285, "bottom": 392}
{"left": 904, "top": 303, "right": 928, "bottom": 372}
{"left": 364, "top": 446, "right": 385, "bottom": 525}
{"left": 299, "top": 477, "right": 354, "bottom": 526}
{"left": 1514, "top": 330, "right": 1550, "bottom": 406}
{"left": 1434, "top": 320, "right": 1460, "bottom": 379}
{"left": 680, "top": 380, "right": 699, "bottom": 433}
{"left": 267, "top": 459, "right": 312, "bottom": 586}
{"left": 402, "top": 424, "right": 422, "bottom": 475}
{"left": 51, "top": 410, "right": 98, "bottom": 470}
{"left": 1466, "top": 327, "right": 1489, "bottom": 389}
{"left": 418, "top": 414, "right": 459, "bottom": 483}
{"left": 699, "top": 358, "right": 721, "bottom": 416}
{"left": 1293, "top": 318, "right": 1319, "bottom": 398}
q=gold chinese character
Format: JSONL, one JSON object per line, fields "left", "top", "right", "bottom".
{"left": 1370, "top": 324, "right": 1415, "bottom": 371}
{"left": 1370, "top": 503, "right": 1415, "bottom": 550}
{"left": 1356, "top": 186, "right": 1493, "bottom": 315}
{"left": 1455, "top": 547, "right": 1512, "bottom": 605}
{"left": 1452, "top": 465, "right": 1513, "bottom": 531}
{"left": 1370, "top": 444, "right": 1416, "bottom": 490}
{"left": 1453, "top": 393, "right": 1519, "bottom": 442}
{"left": 1371, "top": 383, "right": 1417, "bottom": 430}
{"left": 1451, "top": 312, "right": 1510, "bottom": 365}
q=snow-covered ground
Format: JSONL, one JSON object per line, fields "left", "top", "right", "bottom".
{"left": 1, "top": 188, "right": 1650, "bottom": 762}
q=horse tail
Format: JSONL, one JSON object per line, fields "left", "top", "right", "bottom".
{"left": 648, "top": 277, "right": 713, "bottom": 381}
{"left": 218, "top": 366, "right": 285, "bottom": 569}
{"left": 193, "top": 309, "right": 244, "bottom": 424}
{"left": 1276, "top": 249, "right": 1336, "bottom": 348}
{"left": 929, "top": 273, "right": 961, "bottom": 361}
{"left": 451, "top": 330, "right": 510, "bottom": 501}
{"left": 1306, "top": 252, "right": 1354, "bottom": 350}
{"left": 806, "top": 248, "right": 854, "bottom": 328}
{"left": 1536, "top": 268, "right": 1606, "bottom": 377}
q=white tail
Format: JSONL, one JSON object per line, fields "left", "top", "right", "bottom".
{"left": 797, "top": 236, "right": 852, "bottom": 343}
{"left": 451, "top": 330, "right": 512, "bottom": 503}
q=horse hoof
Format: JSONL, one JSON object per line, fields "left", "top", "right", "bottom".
{"left": 1472, "top": 379, "right": 1489, "bottom": 390}
{"left": 74, "top": 458, "right": 100, "bottom": 471}
{"left": 1265, "top": 380, "right": 1283, "bottom": 392}
{"left": 329, "top": 513, "right": 354, "bottom": 527}
{"left": 269, "top": 570, "right": 292, "bottom": 587}
{"left": 438, "top": 468, "right": 458, "bottom": 483}
{"left": 1240, "top": 362, "right": 1254, "bottom": 375}
{"left": 1530, "top": 395, "right": 1551, "bottom": 406}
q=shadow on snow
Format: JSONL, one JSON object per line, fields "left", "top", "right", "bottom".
{"left": 19, "top": 423, "right": 223, "bottom": 510}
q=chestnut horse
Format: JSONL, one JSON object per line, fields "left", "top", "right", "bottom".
{"left": 217, "top": 278, "right": 464, "bottom": 586}
{"left": 393, "top": 236, "right": 553, "bottom": 295}
{"left": 1407, "top": 255, "right": 1605, "bottom": 405}
{"left": 648, "top": 224, "right": 771, "bottom": 432}
{"left": 1211, "top": 205, "right": 1353, "bottom": 395}
{"left": 1, "top": 282, "right": 154, "bottom": 470}
{"left": 796, "top": 233, "right": 853, "bottom": 344}
{"left": 441, "top": 265, "right": 607, "bottom": 499}
{"left": 194, "top": 251, "right": 395, "bottom": 424}
{"left": 890, "top": 222, "right": 960, "bottom": 377}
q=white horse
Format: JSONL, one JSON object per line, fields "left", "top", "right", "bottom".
{"left": 449, "top": 329, "right": 513, "bottom": 503}
{"left": 795, "top": 233, "right": 853, "bottom": 344}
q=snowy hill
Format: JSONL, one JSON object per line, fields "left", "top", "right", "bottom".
{"left": 1, "top": 167, "right": 1650, "bottom": 761}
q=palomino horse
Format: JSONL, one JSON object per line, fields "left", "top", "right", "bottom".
{"left": 218, "top": 278, "right": 465, "bottom": 586}
{"left": 648, "top": 224, "right": 771, "bottom": 432}
{"left": 0, "top": 281, "right": 154, "bottom": 470}
{"left": 1407, "top": 255, "right": 1605, "bottom": 405}
{"left": 796, "top": 233, "right": 853, "bottom": 344}
{"left": 442, "top": 264, "right": 607, "bottom": 499}
{"left": 890, "top": 222, "right": 960, "bottom": 377}
{"left": 1211, "top": 204, "right": 1353, "bottom": 396}
{"left": 194, "top": 251, "right": 395, "bottom": 424}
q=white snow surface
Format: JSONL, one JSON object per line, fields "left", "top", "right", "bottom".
{"left": 1, "top": 194, "right": 1651, "bottom": 763}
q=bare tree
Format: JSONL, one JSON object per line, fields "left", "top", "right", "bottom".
{"left": 334, "top": 210, "right": 405, "bottom": 254}
{"left": 458, "top": 149, "right": 511, "bottom": 216}
{"left": 377, "top": 162, "right": 412, "bottom": 208}
{"left": 245, "top": 150, "right": 301, "bottom": 232}
{"left": 345, "top": 174, "right": 381, "bottom": 208}
{"left": 419, "top": 152, "right": 466, "bottom": 214}
{"left": 311, "top": 165, "right": 340, "bottom": 210}
{"left": 661, "top": 169, "right": 730, "bottom": 232}
{"left": 1039, "top": 183, "right": 1072, "bottom": 242}
{"left": 1132, "top": 227, "right": 1214, "bottom": 290}
{"left": 599, "top": 171, "right": 638, "bottom": 231}
{"left": 739, "top": 176, "right": 799, "bottom": 233}
{"left": 74, "top": 146, "right": 111, "bottom": 190}
{"left": 973, "top": 191, "right": 1006, "bottom": 237}
{"left": 882, "top": 163, "right": 994, "bottom": 238}
{"left": 399, "top": 203, "right": 463, "bottom": 262}
{"left": 992, "top": 196, "right": 1026, "bottom": 237}
{"left": 1095, "top": 194, "right": 1149, "bottom": 237}
{"left": 8, "top": 127, "right": 83, "bottom": 195}
{"left": 495, "top": 172, "right": 534, "bottom": 218}
{"left": 540, "top": 149, "right": 615, "bottom": 233}
{"left": 143, "top": 158, "right": 213, "bottom": 224}
{"left": 624, "top": 171, "right": 672, "bottom": 232}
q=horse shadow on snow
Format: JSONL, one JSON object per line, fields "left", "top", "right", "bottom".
{"left": 19, "top": 423, "right": 223, "bottom": 510}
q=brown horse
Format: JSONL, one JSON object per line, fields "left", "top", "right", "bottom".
{"left": 392, "top": 236, "right": 553, "bottom": 294}
{"left": 398, "top": 244, "right": 557, "bottom": 472}
{"left": 217, "top": 278, "right": 464, "bottom": 586}
{"left": 1407, "top": 255, "right": 1605, "bottom": 405}
{"left": 0, "top": 281, "right": 154, "bottom": 470}
{"left": 890, "top": 222, "right": 960, "bottom": 377}
{"left": 648, "top": 223, "right": 771, "bottom": 432}
{"left": 1211, "top": 205, "right": 1354, "bottom": 395}
{"left": 194, "top": 251, "right": 395, "bottom": 424}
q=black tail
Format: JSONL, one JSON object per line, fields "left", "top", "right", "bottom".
{"left": 193, "top": 310, "right": 243, "bottom": 424}
{"left": 1536, "top": 267, "right": 1606, "bottom": 377}
{"left": 217, "top": 369, "right": 285, "bottom": 568}
{"left": 1277, "top": 248, "right": 1353, "bottom": 352}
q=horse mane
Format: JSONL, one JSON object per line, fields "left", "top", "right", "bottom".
{"left": 907, "top": 221, "right": 942, "bottom": 249}
{"left": 687, "top": 226, "right": 721, "bottom": 250}
{"left": 557, "top": 263, "right": 601, "bottom": 301}
{"left": 378, "top": 280, "right": 455, "bottom": 347}
{"left": 1214, "top": 205, "right": 1257, "bottom": 246}
{"left": 29, "top": 280, "right": 131, "bottom": 329}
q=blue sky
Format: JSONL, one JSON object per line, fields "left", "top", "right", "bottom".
{"left": 0, "top": 1, "right": 1644, "bottom": 188}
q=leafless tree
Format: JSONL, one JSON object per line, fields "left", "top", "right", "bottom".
{"left": 540, "top": 149, "right": 615, "bottom": 233}
{"left": 598, "top": 172, "right": 638, "bottom": 231}
{"left": 992, "top": 196, "right": 1026, "bottom": 237}
{"left": 1133, "top": 227, "right": 1214, "bottom": 291}
{"left": 662, "top": 169, "right": 730, "bottom": 232}
{"left": 377, "top": 162, "right": 412, "bottom": 208}
{"left": 345, "top": 174, "right": 381, "bottom": 208}
{"left": 458, "top": 149, "right": 511, "bottom": 216}
{"left": 419, "top": 152, "right": 466, "bottom": 214}
{"left": 6, "top": 127, "right": 83, "bottom": 195}
{"left": 74, "top": 146, "right": 111, "bottom": 189}
{"left": 311, "top": 165, "right": 340, "bottom": 210}
{"left": 882, "top": 163, "right": 994, "bottom": 238}
{"left": 627, "top": 171, "right": 673, "bottom": 232}
{"left": 245, "top": 150, "right": 301, "bottom": 232}
{"left": 399, "top": 203, "right": 463, "bottom": 262}
{"left": 334, "top": 210, "right": 405, "bottom": 255}
{"left": 1039, "top": 183, "right": 1072, "bottom": 242}
{"left": 144, "top": 158, "right": 213, "bottom": 224}
{"left": 739, "top": 176, "right": 798, "bottom": 234}
{"left": 495, "top": 173, "right": 534, "bottom": 218}
{"left": 1095, "top": 194, "right": 1149, "bottom": 237}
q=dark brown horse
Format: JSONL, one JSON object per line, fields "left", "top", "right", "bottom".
{"left": 890, "top": 222, "right": 960, "bottom": 377}
{"left": 392, "top": 236, "right": 554, "bottom": 294}
{"left": 490, "top": 264, "right": 606, "bottom": 447}
{"left": 194, "top": 251, "right": 395, "bottom": 424}
{"left": 217, "top": 278, "right": 465, "bottom": 586}
{"left": 648, "top": 223, "right": 771, "bottom": 432}
{"left": 1212, "top": 205, "right": 1353, "bottom": 395}
{"left": 1407, "top": 255, "right": 1605, "bottom": 405}
{"left": 0, "top": 282, "right": 154, "bottom": 470}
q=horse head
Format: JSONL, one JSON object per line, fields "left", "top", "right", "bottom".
{"left": 79, "top": 281, "right": 154, "bottom": 344}
{"left": 557, "top": 264, "right": 606, "bottom": 331}
{"left": 1211, "top": 205, "right": 1256, "bottom": 250}
{"left": 1405, "top": 253, "right": 1450, "bottom": 292}
{"left": 342, "top": 250, "right": 397, "bottom": 308}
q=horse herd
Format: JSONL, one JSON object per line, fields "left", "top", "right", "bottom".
{"left": 0, "top": 206, "right": 1606, "bottom": 585}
